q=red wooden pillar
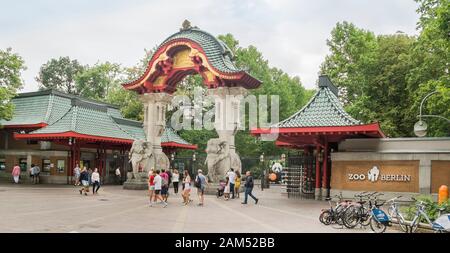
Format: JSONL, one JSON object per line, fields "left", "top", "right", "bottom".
{"left": 322, "top": 140, "right": 329, "bottom": 197}
{"left": 315, "top": 145, "right": 321, "bottom": 189}
{"left": 103, "top": 147, "right": 107, "bottom": 177}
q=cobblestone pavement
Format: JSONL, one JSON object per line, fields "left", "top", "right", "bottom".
{"left": 0, "top": 183, "right": 400, "bottom": 233}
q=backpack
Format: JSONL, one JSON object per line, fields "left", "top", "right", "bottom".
{"left": 194, "top": 175, "right": 202, "bottom": 188}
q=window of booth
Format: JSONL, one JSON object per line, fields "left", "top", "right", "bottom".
{"left": 57, "top": 160, "right": 65, "bottom": 174}
{"left": 42, "top": 159, "right": 51, "bottom": 173}
{"left": 0, "top": 158, "right": 5, "bottom": 171}
{"left": 19, "top": 158, "right": 27, "bottom": 172}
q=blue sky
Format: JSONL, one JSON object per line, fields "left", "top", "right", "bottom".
{"left": 0, "top": 0, "right": 420, "bottom": 91}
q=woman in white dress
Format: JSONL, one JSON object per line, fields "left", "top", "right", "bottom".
{"left": 182, "top": 170, "right": 192, "bottom": 205}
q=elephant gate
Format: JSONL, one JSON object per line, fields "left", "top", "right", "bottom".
{"left": 122, "top": 21, "right": 261, "bottom": 188}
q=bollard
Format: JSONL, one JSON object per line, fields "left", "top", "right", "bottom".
{"left": 438, "top": 185, "right": 449, "bottom": 204}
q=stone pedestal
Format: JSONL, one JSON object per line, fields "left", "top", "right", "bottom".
{"left": 202, "top": 183, "right": 245, "bottom": 196}
{"left": 315, "top": 187, "right": 322, "bottom": 200}
{"left": 123, "top": 172, "right": 149, "bottom": 190}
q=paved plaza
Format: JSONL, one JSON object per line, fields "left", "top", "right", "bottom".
{"left": 0, "top": 183, "right": 402, "bottom": 233}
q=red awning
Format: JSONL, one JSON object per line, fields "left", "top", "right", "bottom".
{"left": 161, "top": 141, "right": 197, "bottom": 150}
{"left": 14, "top": 131, "right": 133, "bottom": 145}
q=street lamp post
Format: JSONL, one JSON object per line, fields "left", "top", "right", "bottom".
{"left": 414, "top": 91, "right": 450, "bottom": 137}
{"left": 192, "top": 152, "right": 196, "bottom": 175}
{"left": 170, "top": 152, "right": 175, "bottom": 170}
{"left": 260, "top": 153, "right": 265, "bottom": 191}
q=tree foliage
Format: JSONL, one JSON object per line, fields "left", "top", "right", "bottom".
{"left": 36, "top": 56, "right": 84, "bottom": 94}
{"left": 321, "top": 0, "right": 449, "bottom": 137}
{"left": 0, "top": 48, "right": 26, "bottom": 121}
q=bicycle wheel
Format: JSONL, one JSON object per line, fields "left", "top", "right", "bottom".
{"left": 360, "top": 207, "right": 371, "bottom": 227}
{"left": 409, "top": 218, "right": 420, "bottom": 233}
{"left": 369, "top": 217, "right": 387, "bottom": 233}
{"left": 319, "top": 210, "right": 333, "bottom": 225}
{"left": 343, "top": 206, "right": 359, "bottom": 228}
{"left": 395, "top": 215, "right": 408, "bottom": 233}
{"left": 387, "top": 206, "right": 397, "bottom": 218}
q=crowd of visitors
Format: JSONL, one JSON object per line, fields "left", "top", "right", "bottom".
{"left": 145, "top": 167, "right": 258, "bottom": 207}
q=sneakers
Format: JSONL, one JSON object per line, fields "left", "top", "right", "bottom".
{"left": 241, "top": 202, "right": 247, "bottom": 204}
{"left": 255, "top": 199, "right": 259, "bottom": 205}
{"left": 163, "top": 202, "right": 168, "bottom": 208}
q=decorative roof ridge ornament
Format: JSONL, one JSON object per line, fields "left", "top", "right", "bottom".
{"left": 180, "top": 19, "right": 198, "bottom": 31}
{"left": 318, "top": 75, "right": 339, "bottom": 97}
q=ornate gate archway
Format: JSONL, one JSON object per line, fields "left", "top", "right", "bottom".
{"left": 123, "top": 21, "right": 261, "bottom": 183}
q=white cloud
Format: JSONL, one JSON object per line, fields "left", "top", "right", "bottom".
{"left": 0, "top": 0, "right": 419, "bottom": 92}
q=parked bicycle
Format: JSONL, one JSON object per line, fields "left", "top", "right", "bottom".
{"left": 342, "top": 192, "right": 381, "bottom": 229}
{"left": 386, "top": 196, "right": 408, "bottom": 232}
{"left": 409, "top": 197, "right": 450, "bottom": 233}
{"left": 319, "top": 192, "right": 351, "bottom": 226}
{"left": 368, "top": 195, "right": 391, "bottom": 233}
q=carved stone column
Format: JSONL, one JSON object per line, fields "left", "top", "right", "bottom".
{"left": 140, "top": 93, "right": 172, "bottom": 171}
{"left": 124, "top": 93, "right": 172, "bottom": 190}
{"left": 206, "top": 87, "right": 248, "bottom": 179}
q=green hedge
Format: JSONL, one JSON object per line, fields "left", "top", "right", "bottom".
{"left": 402, "top": 195, "right": 450, "bottom": 222}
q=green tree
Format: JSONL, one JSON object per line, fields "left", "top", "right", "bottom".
{"left": 106, "top": 86, "right": 144, "bottom": 121}
{"left": 407, "top": 0, "right": 450, "bottom": 136}
{"left": 0, "top": 48, "right": 26, "bottom": 121}
{"left": 36, "top": 56, "right": 85, "bottom": 94}
{"left": 75, "top": 62, "right": 122, "bottom": 100}
{"left": 320, "top": 22, "right": 379, "bottom": 106}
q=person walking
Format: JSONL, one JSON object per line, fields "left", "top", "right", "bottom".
{"left": 227, "top": 168, "right": 236, "bottom": 199}
{"left": 234, "top": 171, "right": 241, "bottom": 198}
{"left": 91, "top": 168, "right": 101, "bottom": 195}
{"left": 151, "top": 170, "right": 167, "bottom": 208}
{"left": 181, "top": 170, "right": 192, "bottom": 205}
{"left": 172, "top": 169, "right": 180, "bottom": 194}
{"left": 195, "top": 169, "right": 208, "bottom": 206}
{"left": 12, "top": 164, "right": 21, "bottom": 184}
{"left": 224, "top": 177, "right": 230, "bottom": 200}
{"left": 33, "top": 165, "right": 40, "bottom": 184}
{"left": 148, "top": 169, "right": 155, "bottom": 206}
{"left": 242, "top": 171, "right": 258, "bottom": 205}
{"left": 79, "top": 168, "right": 90, "bottom": 196}
{"left": 115, "top": 167, "right": 122, "bottom": 185}
{"left": 73, "top": 164, "right": 81, "bottom": 186}
{"left": 29, "top": 164, "right": 34, "bottom": 183}
{"left": 88, "top": 168, "right": 93, "bottom": 186}
{"left": 160, "top": 169, "right": 169, "bottom": 202}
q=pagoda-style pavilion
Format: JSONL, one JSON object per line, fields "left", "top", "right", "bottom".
{"left": 251, "top": 75, "right": 385, "bottom": 199}
{"left": 0, "top": 90, "right": 195, "bottom": 183}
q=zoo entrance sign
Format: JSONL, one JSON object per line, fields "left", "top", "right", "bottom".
{"left": 348, "top": 166, "right": 412, "bottom": 182}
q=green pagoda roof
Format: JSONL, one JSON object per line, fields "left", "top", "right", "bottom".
{"left": 276, "top": 76, "right": 362, "bottom": 128}
{"left": 158, "top": 27, "right": 241, "bottom": 74}
{"left": 6, "top": 90, "right": 196, "bottom": 148}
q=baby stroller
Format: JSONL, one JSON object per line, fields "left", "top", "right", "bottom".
{"left": 216, "top": 180, "right": 226, "bottom": 198}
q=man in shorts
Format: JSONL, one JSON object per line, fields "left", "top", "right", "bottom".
{"left": 79, "top": 168, "right": 89, "bottom": 196}
{"left": 148, "top": 169, "right": 155, "bottom": 206}
{"left": 195, "top": 169, "right": 208, "bottom": 206}
{"left": 152, "top": 170, "right": 167, "bottom": 208}
{"left": 160, "top": 169, "right": 169, "bottom": 202}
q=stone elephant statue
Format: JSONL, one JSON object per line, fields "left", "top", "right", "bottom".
{"left": 129, "top": 140, "right": 154, "bottom": 178}
{"left": 205, "top": 138, "right": 241, "bottom": 182}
